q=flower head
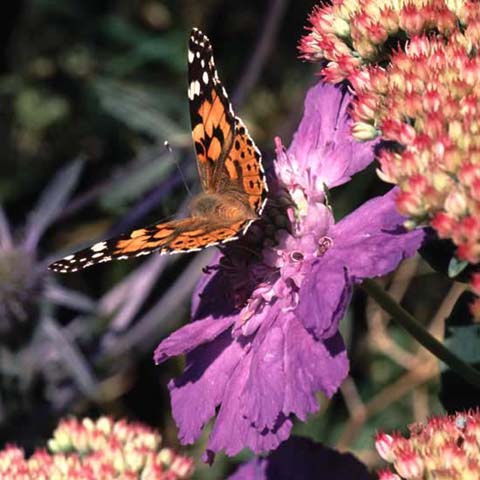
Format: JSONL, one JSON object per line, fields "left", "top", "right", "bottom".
{"left": 299, "top": 0, "right": 475, "bottom": 81}
{"left": 154, "top": 83, "right": 424, "bottom": 459}
{"left": 0, "top": 417, "right": 194, "bottom": 480}
{"left": 0, "top": 160, "right": 83, "bottom": 349}
{"left": 375, "top": 411, "right": 480, "bottom": 479}
{"left": 300, "top": 0, "right": 480, "bottom": 316}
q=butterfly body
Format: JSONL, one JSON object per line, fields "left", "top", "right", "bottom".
{"left": 189, "top": 192, "right": 256, "bottom": 222}
{"left": 49, "top": 28, "right": 267, "bottom": 273}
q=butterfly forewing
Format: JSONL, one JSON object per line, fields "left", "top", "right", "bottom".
{"left": 188, "top": 28, "right": 236, "bottom": 192}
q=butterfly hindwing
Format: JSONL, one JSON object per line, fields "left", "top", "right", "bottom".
{"left": 222, "top": 117, "right": 268, "bottom": 215}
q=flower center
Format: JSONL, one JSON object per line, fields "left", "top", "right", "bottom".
{"left": 290, "top": 251, "right": 304, "bottom": 262}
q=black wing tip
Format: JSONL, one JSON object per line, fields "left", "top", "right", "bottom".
{"left": 190, "top": 28, "right": 211, "bottom": 48}
{"left": 48, "top": 263, "right": 72, "bottom": 273}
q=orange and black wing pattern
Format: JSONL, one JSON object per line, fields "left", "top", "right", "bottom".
{"left": 188, "top": 28, "right": 236, "bottom": 192}
{"left": 48, "top": 217, "right": 248, "bottom": 273}
{"left": 223, "top": 116, "right": 267, "bottom": 215}
{"left": 188, "top": 28, "right": 267, "bottom": 214}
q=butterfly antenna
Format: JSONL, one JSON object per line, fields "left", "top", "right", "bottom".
{"left": 164, "top": 140, "right": 194, "bottom": 197}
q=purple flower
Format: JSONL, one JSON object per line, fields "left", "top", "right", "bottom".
{"left": 228, "top": 436, "right": 370, "bottom": 480}
{"left": 154, "top": 83, "right": 425, "bottom": 460}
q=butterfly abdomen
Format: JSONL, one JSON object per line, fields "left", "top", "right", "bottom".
{"left": 190, "top": 192, "right": 256, "bottom": 222}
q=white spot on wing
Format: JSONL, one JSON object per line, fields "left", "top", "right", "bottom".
{"left": 188, "top": 80, "right": 201, "bottom": 100}
{"left": 205, "top": 241, "right": 220, "bottom": 248}
{"left": 91, "top": 241, "right": 107, "bottom": 252}
{"left": 222, "top": 236, "right": 238, "bottom": 243}
{"left": 202, "top": 71, "right": 209, "bottom": 84}
{"left": 188, "top": 50, "right": 194, "bottom": 63}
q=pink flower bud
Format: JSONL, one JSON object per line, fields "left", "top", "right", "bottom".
{"left": 394, "top": 449, "right": 424, "bottom": 479}
{"left": 378, "top": 468, "right": 402, "bottom": 480}
{"left": 375, "top": 432, "right": 396, "bottom": 462}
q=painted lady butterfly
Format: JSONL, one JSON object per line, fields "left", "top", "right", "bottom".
{"left": 49, "top": 28, "right": 268, "bottom": 273}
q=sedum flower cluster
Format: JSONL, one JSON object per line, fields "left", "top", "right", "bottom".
{"left": 375, "top": 410, "right": 480, "bottom": 480}
{"left": 299, "top": 0, "right": 476, "bottom": 82}
{"left": 0, "top": 417, "right": 194, "bottom": 480}
{"left": 300, "top": 0, "right": 480, "bottom": 315}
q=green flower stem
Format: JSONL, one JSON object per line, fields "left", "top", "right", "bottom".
{"left": 361, "top": 278, "right": 480, "bottom": 390}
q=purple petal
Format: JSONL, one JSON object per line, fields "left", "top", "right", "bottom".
{"left": 282, "top": 318, "right": 348, "bottom": 410}
{"left": 169, "top": 328, "right": 245, "bottom": 444}
{"left": 242, "top": 311, "right": 286, "bottom": 430}
{"left": 330, "top": 188, "right": 425, "bottom": 280}
{"left": 206, "top": 347, "right": 293, "bottom": 458}
{"left": 288, "top": 82, "right": 376, "bottom": 188}
{"left": 296, "top": 257, "right": 353, "bottom": 340}
{"left": 243, "top": 313, "right": 348, "bottom": 431}
{"left": 153, "top": 316, "right": 234, "bottom": 364}
{"left": 191, "top": 252, "right": 223, "bottom": 315}
{"left": 228, "top": 436, "right": 370, "bottom": 480}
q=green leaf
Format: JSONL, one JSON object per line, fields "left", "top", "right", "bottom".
{"left": 440, "top": 291, "right": 480, "bottom": 412}
{"left": 420, "top": 236, "right": 479, "bottom": 283}
{"left": 92, "top": 78, "right": 189, "bottom": 144}
{"left": 445, "top": 325, "right": 480, "bottom": 364}
{"left": 98, "top": 17, "right": 185, "bottom": 73}
{"left": 448, "top": 256, "right": 469, "bottom": 278}
{"left": 14, "top": 88, "right": 70, "bottom": 132}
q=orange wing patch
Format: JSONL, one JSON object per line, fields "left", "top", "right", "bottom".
{"left": 224, "top": 118, "right": 267, "bottom": 213}
{"left": 192, "top": 89, "right": 233, "bottom": 168}
{"left": 48, "top": 217, "right": 251, "bottom": 273}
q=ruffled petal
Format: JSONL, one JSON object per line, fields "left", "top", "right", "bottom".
{"left": 296, "top": 257, "right": 353, "bottom": 340}
{"left": 330, "top": 188, "right": 425, "bottom": 279}
{"left": 282, "top": 318, "right": 348, "bottom": 412}
{"left": 168, "top": 329, "right": 245, "bottom": 444}
{"left": 154, "top": 316, "right": 234, "bottom": 364}
{"left": 288, "top": 82, "right": 376, "bottom": 188}
{"left": 205, "top": 347, "right": 292, "bottom": 458}
{"left": 242, "top": 312, "right": 348, "bottom": 432}
{"left": 242, "top": 311, "right": 285, "bottom": 431}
